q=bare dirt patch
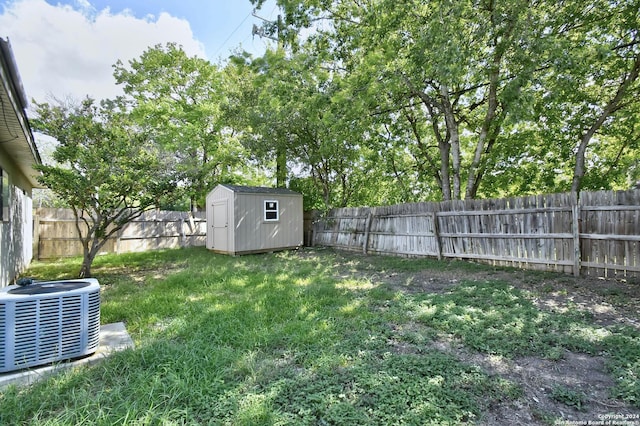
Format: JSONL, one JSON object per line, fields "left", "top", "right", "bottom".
{"left": 435, "top": 338, "right": 634, "bottom": 425}
{"left": 304, "top": 249, "right": 640, "bottom": 425}
{"left": 384, "top": 265, "right": 640, "bottom": 331}
{"left": 395, "top": 270, "right": 640, "bottom": 424}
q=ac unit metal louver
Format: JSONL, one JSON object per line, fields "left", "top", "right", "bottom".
{"left": 0, "top": 278, "right": 100, "bottom": 373}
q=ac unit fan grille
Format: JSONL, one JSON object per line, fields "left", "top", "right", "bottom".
{"left": 0, "top": 303, "right": 5, "bottom": 371}
{"left": 14, "top": 300, "right": 37, "bottom": 366}
{"left": 87, "top": 292, "right": 100, "bottom": 349}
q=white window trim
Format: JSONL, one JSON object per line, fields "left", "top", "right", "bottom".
{"left": 264, "top": 199, "right": 279, "bottom": 222}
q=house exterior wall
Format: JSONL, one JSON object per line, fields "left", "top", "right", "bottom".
{"left": 0, "top": 38, "right": 40, "bottom": 288}
{"left": 0, "top": 154, "right": 34, "bottom": 288}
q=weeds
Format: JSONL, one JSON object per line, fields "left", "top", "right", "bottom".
{"left": 410, "top": 281, "right": 598, "bottom": 357}
{"left": 550, "top": 385, "right": 588, "bottom": 411}
{"left": 2, "top": 248, "right": 516, "bottom": 424}
{"left": 1, "top": 247, "right": 639, "bottom": 424}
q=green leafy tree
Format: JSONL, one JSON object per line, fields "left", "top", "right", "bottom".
{"left": 113, "top": 44, "right": 247, "bottom": 211}
{"left": 227, "top": 50, "right": 293, "bottom": 188}
{"left": 32, "top": 98, "right": 178, "bottom": 278}
{"left": 261, "top": 0, "right": 545, "bottom": 200}
{"left": 231, "top": 46, "right": 385, "bottom": 209}
{"left": 254, "top": 0, "right": 640, "bottom": 200}
{"left": 533, "top": 0, "right": 640, "bottom": 194}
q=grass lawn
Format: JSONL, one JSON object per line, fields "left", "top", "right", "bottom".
{"left": 1, "top": 246, "right": 639, "bottom": 425}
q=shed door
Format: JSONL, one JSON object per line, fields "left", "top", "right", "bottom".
{"left": 212, "top": 200, "right": 229, "bottom": 251}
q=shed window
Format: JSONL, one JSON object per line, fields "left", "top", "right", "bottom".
{"left": 264, "top": 200, "right": 279, "bottom": 221}
{"left": 1, "top": 168, "right": 8, "bottom": 222}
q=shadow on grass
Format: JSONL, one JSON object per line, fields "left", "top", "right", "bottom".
{"left": 2, "top": 247, "right": 520, "bottom": 425}
{"left": 410, "top": 281, "right": 599, "bottom": 357}
{"left": 407, "top": 280, "right": 640, "bottom": 408}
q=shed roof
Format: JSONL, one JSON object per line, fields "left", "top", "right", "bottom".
{"left": 219, "top": 184, "right": 301, "bottom": 196}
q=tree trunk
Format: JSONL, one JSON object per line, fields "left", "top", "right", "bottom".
{"left": 78, "top": 252, "right": 95, "bottom": 278}
{"left": 571, "top": 52, "right": 640, "bottom": 195}
{"left": 403, "top": 109, "right": 444, "bottom": 197}
{"left": 438, "top": 138, "right": 452, "bottom": 201}
{"left": 402, "top": 76, "right": 453, "bottom": 201}
{"left": 79, "top": 236, "right": 107, "bottom": 278}
{"left": 466, "top": 63, "right": 500, "bottom": 199}
{"left": 440, "top": 85, "right": 461, "bottom": 199}
{"left": 276, "top": 148, "right": 287, "bottom": 188}
{"left": 75, "top": 210, "right": 123, "bottom": 278}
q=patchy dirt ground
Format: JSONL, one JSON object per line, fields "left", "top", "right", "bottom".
{"left": 307, "top": 248, "right": 640, "bottom": 425}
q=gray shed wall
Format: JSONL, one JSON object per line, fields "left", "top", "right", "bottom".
{"left": 206, "top": 185, "right": 303, "bottom": 255}
{"left": 234, "top": 192, "right": 302, "bottom": 253}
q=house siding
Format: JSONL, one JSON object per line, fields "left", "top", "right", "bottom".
{"left": 0, "top": 38, "right": 40, "bottom": 288}
{"left": 0, "top": 160, "right": 33, "bottom": 287}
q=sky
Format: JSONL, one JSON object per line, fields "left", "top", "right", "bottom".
{"left": 0, "top": 0, "right": 279, "bottom": 105}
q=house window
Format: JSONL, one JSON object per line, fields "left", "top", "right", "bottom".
{"left": 264, "top": 200, "right": 279, "bottom": 222}
{"left": 1, "top": 168, "right": 8, "bottom": 222}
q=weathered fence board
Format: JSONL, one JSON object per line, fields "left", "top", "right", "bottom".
{"left": 579, "top": 190, "right": 640, "bottom": 277}
{"left": 34, "top": 208, "right": 206, "bottom": 259}
{"left": 312, "top": 189, "right": 640, "bottom": 278}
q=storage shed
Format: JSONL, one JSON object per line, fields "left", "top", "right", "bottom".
{"left": 206, "top": 184, "right": 303, "bottom": 255}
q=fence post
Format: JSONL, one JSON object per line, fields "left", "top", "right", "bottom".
{"left": 115, "top": 225, "right": 125, "bottom": 254}
{"left": 571, "top": 192, "right": 581, "bottom": 276}
{"left": 180, "top": 218, "right": 186, "bottom": 247}
{"left": 188, "top": 213, "right": 195, "bottom": 232}
{"left": 431, "top": 211, "right": 442, "bottom": 261}
{"left": 362, "top": 211, "right": 373, "bottom": 255}
{"left": 32, "top": 213, "right": 40, "bottom": 261}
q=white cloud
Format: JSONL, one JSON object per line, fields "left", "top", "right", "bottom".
{"left": 0, "top": 0, "right": 207, "bottom": 106}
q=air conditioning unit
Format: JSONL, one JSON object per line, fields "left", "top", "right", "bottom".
{"left": 0, "top": 278, "right": 100, "bottom": 373}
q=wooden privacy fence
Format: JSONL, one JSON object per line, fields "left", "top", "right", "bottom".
{"left": 312, "top": 189, "right": 640, "bottom": 278}
{"left": 34, "top": 208, "right": 207, "bottom": 260}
